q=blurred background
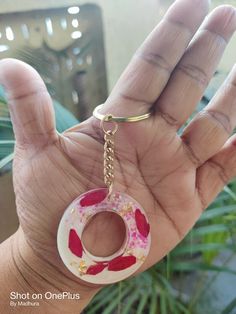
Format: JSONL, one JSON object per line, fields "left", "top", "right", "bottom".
{"left": 0, "top": 0, "right": 236, "bottom": 313}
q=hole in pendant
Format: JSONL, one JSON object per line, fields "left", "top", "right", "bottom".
{"left": 81, "top": 211, "right": 126, "bottom": 258}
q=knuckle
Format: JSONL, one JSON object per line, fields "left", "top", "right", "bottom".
{"left": 208, "top": 160, "right": 229, "bottom": 186}
{"left": 6, "top": 83, "right": 47, "bottom": 103}
{"left": 181, "top": 140, "right": 202, "bottom": 167}
{"left": 135, "top": 50, "right": 171, "bottom": 74}
{"left": 165, "top": 18, "right": 193, "bottom": 37}
{"left": 178, "top": 63, "right": 209, "bottom": 86}
{"left": 202, "top": 109, "right": 232, "bottom": 135}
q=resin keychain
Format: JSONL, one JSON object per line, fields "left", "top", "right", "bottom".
{"left": 57, "top": 106, "right": 151, "bottom": 285}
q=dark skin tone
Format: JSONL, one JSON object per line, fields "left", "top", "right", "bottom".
{"left": 1, "top": 0, "right": 236, "bottom": 313}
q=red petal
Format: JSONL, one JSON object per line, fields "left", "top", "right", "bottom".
{"left": 68, "top": 229, "right": 83, "bottom": 257}
{"left": 135, "top": 208, "right": 150, "bottom": 238}
{"left": 86, "top": 263, "right": 108, "bottom": 275}
{"left": 80, "top": 189, "right": 107, "bottom": 207}
{"left": 108, "top": 255, "right": 136, "bottom": 271}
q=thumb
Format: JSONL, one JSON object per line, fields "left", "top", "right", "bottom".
{"left": 0, "top": 58, "right": 57, "bottom": 147}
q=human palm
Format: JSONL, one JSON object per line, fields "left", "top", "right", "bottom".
{"left": 2, "top": 0, "right": 236, "bottom": 294}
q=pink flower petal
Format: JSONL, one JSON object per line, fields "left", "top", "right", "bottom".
{"left": 135, "top": 208, "right": 150, "bottom": 238}
{"left": 108, "top": 255, "right": 136, "bottom": 271}
{"left": 80, "top": 189, "right": 107, "bottom": 207}
{"left": 68, "top": 229, "right": 83, "bottom": 257}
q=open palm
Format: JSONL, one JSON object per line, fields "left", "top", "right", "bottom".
{"left": 2, "top": 0, "right": 236, "bottom": 295}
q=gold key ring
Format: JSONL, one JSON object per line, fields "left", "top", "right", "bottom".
{"left": 93, "top": 104, "right": 152, "bottom": 123}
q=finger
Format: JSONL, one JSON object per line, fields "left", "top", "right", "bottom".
{"left": 156, "top": 5, "right": 236, "bottom": 128}
{"left": 103, "top": 0, "right": 209, "bottom": 116}
{"left": 196, "top": 134, "right": 236, "bottom": 208}
{"left": 0, "top": 58, "right": 57, "bottom": 147}
{"left": 181, "top": 64, "right": 236, "bottom": 167}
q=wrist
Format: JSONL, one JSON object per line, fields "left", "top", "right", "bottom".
{"left": 0, "top": 229, "right": 100, "bottom": 313}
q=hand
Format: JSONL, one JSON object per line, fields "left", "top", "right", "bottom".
{"left": 1, "top": 0, "right": 236, "bottom": 313}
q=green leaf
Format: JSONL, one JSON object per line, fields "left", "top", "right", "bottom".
{"left": 0, "top": 140, "right": 15, "bottom": 145}
{"left": 0, "top": 140, "right": 15, "bottom": 159}
{"left": 85, "top": 287, "right": 118, "bottom": 314}
{"left": 167, "top": 292, "right": 179, "bottom": 314}
{"left": 0, "top": 153, "right": 14, "bottom": 169}
{"left": 53, "top": 100, "right": 79, "bottom": 132}
{"left": 0, "top": 123, "right": 12, "bottom": 128}
{"left": 122, "top": 292, "right": 139, "bottom": 314}
{"left": 175, "top": 300, "right": 191, "bottom": 314}
{"left": 224, "top": 215, "right": 236, "bottom": 222}
{"left": 136, "top": 293, "right": 149, "bottom": 314}
{"left": 156, "top": 273, "right": 174, "bottom": 292}
{"left": 173, "top": 243, "right": 235, "bottom": 256}
{"left": 166, "top": 253, "right": 171, "bottom": 279}
{"left": 171, "top": 262, "right": 236, "bottom": 275}
{"left": 150, "top": 289, "right": 158, "bottom": 314}
{"left": 160, "top": 293, "right": 168, "bottom": 314}
{"left": 222, "top": 297, "right": 236, "bottom": 314}
{"left": 191, "top": 224, "right": 231, "bottom": 236}
{"left": 199, "top": 205, "right": 236, "bottom": 221}
{"left": 224, "top": 186, "right": 236, "bottom": 201}
{"left": 0, "top": 117, "right": 11, "bottom": 121}
{"left": 102, "top": 286, "right": 133, "bottom": 314}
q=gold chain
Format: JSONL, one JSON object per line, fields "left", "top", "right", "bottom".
{"left": 104, "top": 131, "right": 115, "bottom": 194}
{"left": 101, "top": 116, "right": 118, "bottom": 196}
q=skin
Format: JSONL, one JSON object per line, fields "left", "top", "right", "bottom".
{"left": 1, "top": 0, "right": 236, "bottom": 313}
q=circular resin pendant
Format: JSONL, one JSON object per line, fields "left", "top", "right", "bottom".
{"left": 57, "top": 188, "right": 151, "bottom": 284}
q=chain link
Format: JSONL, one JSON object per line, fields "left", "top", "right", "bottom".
{"left": 101, "top": 116, "right": 118, "bottom": 196}
{"left": 104, "top": 130, "right": 115, "bottom": 194}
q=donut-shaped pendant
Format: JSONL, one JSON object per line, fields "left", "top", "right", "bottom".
{"left": 57, "top": 188, "right": 151, "bottom": 285}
